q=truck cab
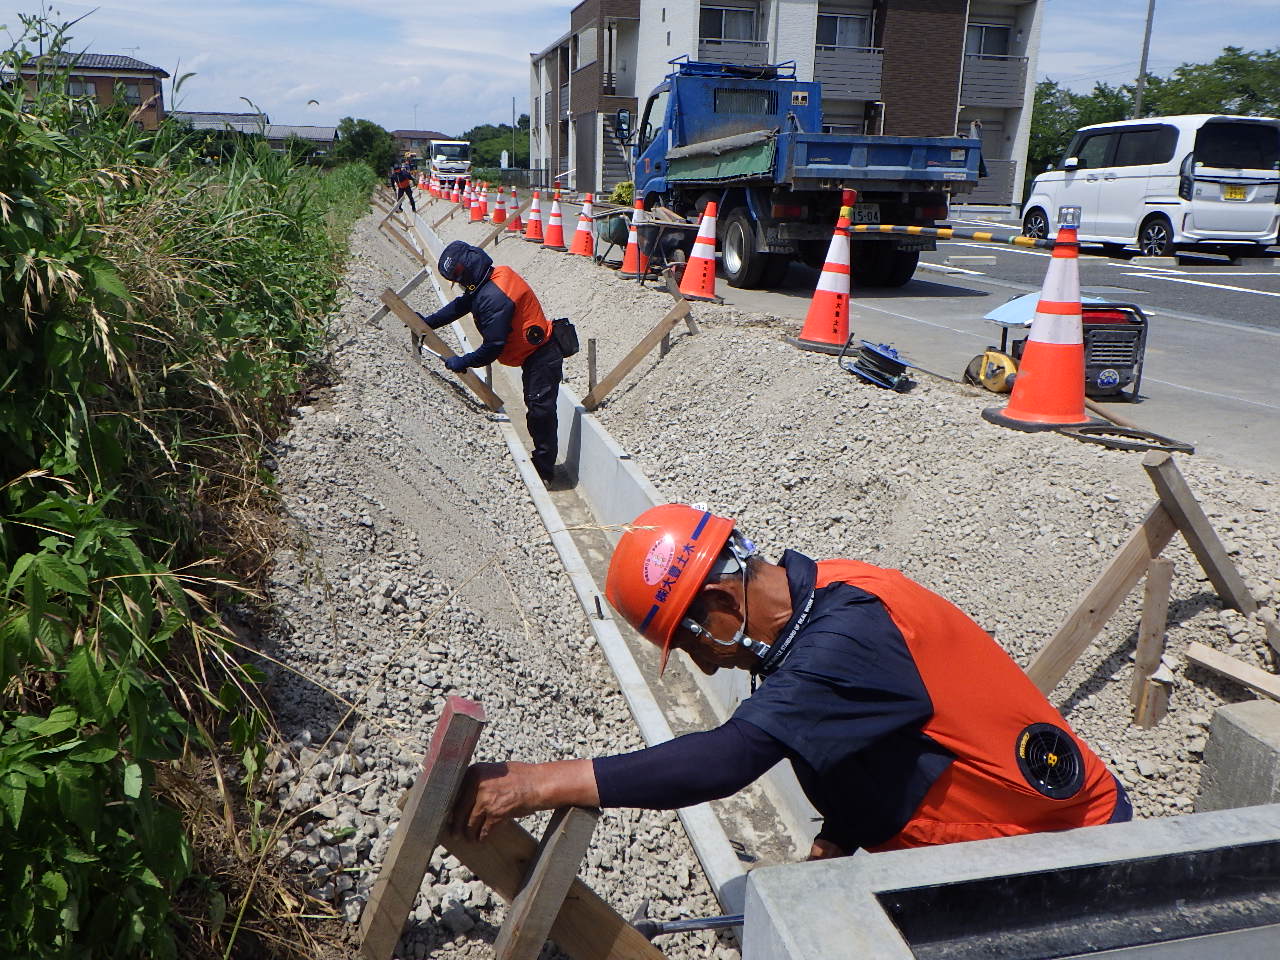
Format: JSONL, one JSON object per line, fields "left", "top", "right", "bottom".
{"left": 428, "top": 140, "right": 473, "bottom": 188}
{"left": 632, "top": 59, "right": 979, "bottom": 288}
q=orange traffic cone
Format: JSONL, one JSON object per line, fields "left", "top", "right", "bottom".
{"left": 543, "top": 191, "right": 567, "bottom": 251}
{"left": 678, "top": 201, "right": 719, "bottom": 301}
{"left": 492, "top": 189, "right": 507, "bottom": 225}
{"left": 569, "top": 193, "right": 595, "bottom": 256}
{"left": 618, "top": 197, "right": 649, "bottom": 279}
{"left": 452, "top": 180, "right": 462, "bottom": 204}
{"left": 479, "top": 184, "right": 490, "bottom": 219}
{"left": 789, "top": 207, "right": 852, "bottom": 354}
{"left": 982, "top": 218, "right": 1098, "bottom": 431}
{"left": 469, "top": 184, "right": 484, "bottom": 222}
{"left": 506, "top": 186, "right": 522, "bottom": 233}
{"left": 523, "top": 190, "right": 544, "bottom": 242}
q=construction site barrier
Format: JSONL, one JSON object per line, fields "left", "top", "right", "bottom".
{"left": 848, "top": 223, "right": 1053, "bottom": 249}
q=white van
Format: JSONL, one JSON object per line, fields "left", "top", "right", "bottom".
{"left": 1022, "top": 114, "right": 1280, "bottom": 257}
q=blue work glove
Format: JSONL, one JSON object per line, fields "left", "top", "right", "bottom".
{"left": 444, "top": 355, "right": 468, "bottom": 373}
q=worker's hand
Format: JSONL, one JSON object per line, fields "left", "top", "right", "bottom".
{"left": 806, "top": 837, "right": 847, "bottom": 861}
{"left": 453, "top": 761, "right": 543, "bottom": 843}
{"left": 444, "top": 355, "right": 467, "bottom": 373}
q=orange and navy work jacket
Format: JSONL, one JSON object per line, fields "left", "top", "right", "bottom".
{"left": 733, "top": 551, "right": 1121, "bottom": 851}
{"left": 424, "top": 265, "right": 551, "bottom": 368}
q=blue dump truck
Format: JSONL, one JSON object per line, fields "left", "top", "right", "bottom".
{"left": 630, "top": 58, "right": 982, "bottom": 288}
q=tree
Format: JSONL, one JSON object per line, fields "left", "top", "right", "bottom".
{"left": 459, "top": 117, "right": 530, "bottom": 168}
{"left": 1142, "top": 46, "right": 1280, "bottom": 117}
{"left": 333, "top": 117, "right": 396, "bottom": 173}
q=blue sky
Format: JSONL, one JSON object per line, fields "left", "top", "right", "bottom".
{"left": 3, "top": 1, "right": 1277, "bottom": 136}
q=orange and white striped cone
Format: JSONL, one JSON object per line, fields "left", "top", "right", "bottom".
{"left": 542, "top": 191, "right": 567, "bottom": 251}
{"left": 469, "top": 184, "right": 484, "bottom": 222}
{"left": 452, "top": 180, "right": 461, "bottom": 204}
{"left": 788, "top": 207, "right": 852, "bottom": 354}
{"left": 618, "top": 197, "right": 649, "bottom": 279}
{"left": 569, "top": 193, "right": 595, "bottom": 256}
{"left": 506, "top": 187, "right": 522, "bottom": 233}
{"left": 492, "top": 189, "right": 507, "bottom": 225}
{"left": 479, "top": 184, "right": 490, "bottom": 220}
{"left": 678, "top": 201, "right": 720, "bottom": 301}
{"left": 524, "top": 191, "right": 545, "bottom": 243}
{"left": 982, "top": 220, "right": 1099, "bottom": 431}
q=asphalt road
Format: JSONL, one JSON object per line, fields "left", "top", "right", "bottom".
{"left": 709, "top": 218, "right": 1280, "bottom": 476}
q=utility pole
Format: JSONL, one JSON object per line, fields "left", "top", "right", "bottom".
{"left": 512, "top": 96, "right": 517, "bottom": 169}
{"left": 1132, "top": 0, "right": 1157, "bottom": 119}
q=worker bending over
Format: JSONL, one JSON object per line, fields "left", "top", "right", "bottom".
{"left": 419, "top": 241, "right": 563, "bottom": 484}
{"left": 455, "top": 504, "right": 1131, "bottom": 857}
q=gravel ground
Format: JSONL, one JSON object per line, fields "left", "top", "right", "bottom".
{"left": 434, "top": 203, "right": 1280, "bottom": 825}
{"left": 258, "top": 209, "right": 734, "bottom": 960}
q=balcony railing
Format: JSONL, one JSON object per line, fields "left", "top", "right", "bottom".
{"left": 960, "top": 54, "right": 1028, "bottom": 109}
{"left": 559, "top": 83, "right": 569, "bottom": 115}
{"left": 813, "top": 46, "right": 882, "bottom": 101}
{"left": 698, "top": 38, "right": 770, "bottom": 66}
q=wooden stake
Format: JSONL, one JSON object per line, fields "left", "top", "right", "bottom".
{"left": 365, "top": 267, "right": 432, "bottom": 327}
{"left": 432, "top": 204, "right": 460, "bottom": 230}
{"left": 587, "top": 339, "right": 598, "bottom": 393}
{"left": 493, "top": 807, "right": 600, "bottom": 960}
{"left": 1026, "top": 502, "right": 1178, "bottom": 693}
{"left": 442, "top": 819, "right": 665, "bottom": 960}
{"left": 581, "top": 300, "right": 691, "bottom": 411}
{"left": 1143, "top": 452, "right": 1257, "bottom": 615}
{"left": 381, "top": 221, "right": 429, "bottom": 266}
{"left": 380, "top": 290, "right": 504, "bottom": 412}
{"left": 1185, "top": 642, "right": 1280, "bottom": 703}
{"left": 1131, "top": 558, "right": 1174, "bottom": 727}
{"left": 359, "top": 697, "right": 486, "bottom": 960}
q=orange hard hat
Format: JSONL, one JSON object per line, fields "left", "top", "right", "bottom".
{"left": 605, "top": 504, "right": 735, "bottom": 674}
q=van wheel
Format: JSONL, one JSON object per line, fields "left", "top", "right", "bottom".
{"left": 1138, "top": 215, "right": 1174, "bottom": 257}
{"left": 1022, "top": 208, "right": 1050, "bottom": 240}
{"left": 721, "top": 209, "right": 765, "bottom": 288}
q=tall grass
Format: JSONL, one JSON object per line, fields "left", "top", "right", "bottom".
{"left": 0, "top": 16, "right": 376, "bottom": 958}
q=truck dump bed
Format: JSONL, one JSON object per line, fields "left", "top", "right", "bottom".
{"left": 665, "top": 127, "right": 979, "bottom": 192}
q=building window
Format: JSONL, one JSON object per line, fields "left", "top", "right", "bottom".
{"left": 965, "top": 23, "right": 1011, "bottom": 58}
{"left": 121, "top": 81, "right": 142, "bottom": 105}
{"left": 816, "top": 13, "right": 871, "bottom": 49}
{"left": 575, "top": 26, "right": 597, "bottom": 69}
{"left": 66, "top": 77, "right": 95, "bottom": 98}
{"left": 700, "top": 6, "right": 756, "bottom": 42}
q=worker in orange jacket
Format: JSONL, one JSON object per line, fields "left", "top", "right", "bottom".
{"left": 418, "top": 241, "right": 563, "bottom": 483}
{"left": 454, "top": 504, "right": 1130, "bottom": 857}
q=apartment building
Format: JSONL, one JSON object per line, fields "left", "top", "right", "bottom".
{"left": 532, "top": 0, "right": 1041, "bottom": 205}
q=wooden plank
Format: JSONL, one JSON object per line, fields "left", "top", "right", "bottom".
{"left": 360, "top": 697, "right": 486, "bottom": 960}
{"left": 442, "top": 819, "right": 665, "bottom": 960}
{"left": 380, "top": 290, "right": 504, "bottom": 412}
{"left": 1185, "top": 641, "right": 1280, "bottom": 703}
{"left": 587, "top": 339, "right": 598, "bottom": 393}
{"left": 1026, "top": 502, "right": 1178, "bottom": 694}
{"left": 1132, "top": 558, "right": 1174, "bottom": 728}
{"left": 432, "top": 204, "right": 461, "bottom": 230}
{"left": 581, "top": 300, "right": 690, "bottom": 411}
{"left": 663, "top": 271, "right": 700, "bottom": 335}
{"left": 381, "top": 221, "right": 429, "bottom": 266}
{"left": 479, "top": 201, "right": 533, "bottom": 250}
{"left": 493, "top": 807, "right": 600, "bottom": 960}
{"left": 1143, "top": 452, "right": 1257, "bottom": 615}
{"left": 364, "top": 267, "right": 432, "bottom": 327}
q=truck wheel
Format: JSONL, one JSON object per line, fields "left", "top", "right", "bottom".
{"left": 855, "top": 246, "right": 919, "bottom": 288}
{"left": 721, "top": 210, "right": 766, "bottom": 288}
{"left": 761, "top": 254, "right": 791, "bottom": 288}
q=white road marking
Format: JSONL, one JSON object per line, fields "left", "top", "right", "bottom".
{"left": 1144, "top": 377, "right": 1280, "bottom": 411}
{"left": 854, "top": 300, "right": 989, "bottom": 340}
{"left": 1160, "top": 271, "right": 1280, "bottom": 278}
{"left": 944, "top": 240, "right": 1051, "bottom": 258}
{"left": 1121, "top": 273, "right": 1280, "bottom": 298}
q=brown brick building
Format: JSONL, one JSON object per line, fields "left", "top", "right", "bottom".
{"left": 18, "top": 53, "right": 169, "bottom": 129}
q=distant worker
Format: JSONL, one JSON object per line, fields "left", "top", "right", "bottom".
{"left": 418, "top": 241, "right": 565, "bottom": 484}
{"left": 392, "top": 161, "right": 417, "bottom": 213}
{"left": 454, "top": 504, "right": 1132, "bottom": 856}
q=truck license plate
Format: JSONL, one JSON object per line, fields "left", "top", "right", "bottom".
{"left": 848, "top": 203, "right": 880, "bottom": 224}
{"left": 1223, "top": 183, "right": 1246, "bottom": 200}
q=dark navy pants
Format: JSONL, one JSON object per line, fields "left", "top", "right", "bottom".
{"left": 521, "top": 340, "right": 562, "bottom": 481}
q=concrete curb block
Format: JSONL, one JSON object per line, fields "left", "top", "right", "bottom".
{"left": 415, "top": 217, "right": 749, "bottom": 912}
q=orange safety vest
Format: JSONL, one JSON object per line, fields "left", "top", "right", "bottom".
{"left": 813, "top": 560, "right": 1118, "bottom": 850}
{"left": 489, "top": 266, "right": 551, "bottom": 367}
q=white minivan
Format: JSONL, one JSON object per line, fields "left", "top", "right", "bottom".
{"left": 1022, "top": 114, "right": 1280, "bottom": 257}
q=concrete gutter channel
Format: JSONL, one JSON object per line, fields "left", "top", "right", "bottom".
{"left": 399, "top": 209, "right": 1280, "bottom": 958}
